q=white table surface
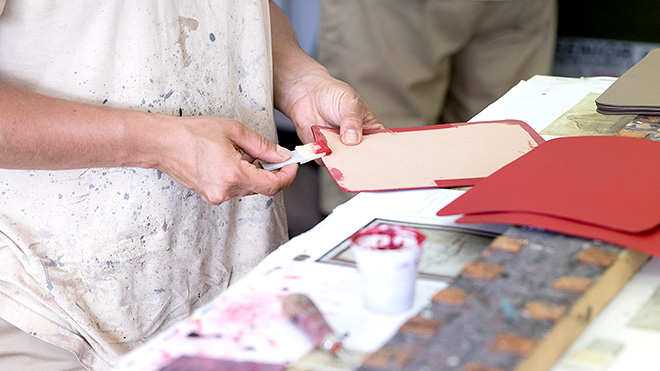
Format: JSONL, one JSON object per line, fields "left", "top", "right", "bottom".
{"left": 118, "top": 75, "right": 660, "bottom": 371}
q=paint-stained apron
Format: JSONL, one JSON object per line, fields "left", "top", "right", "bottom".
{"left": 0, "top": 1, "right": 287, "bottom": 370}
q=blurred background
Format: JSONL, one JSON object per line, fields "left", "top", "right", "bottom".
{"left": 273, "top": 0, "right": 660, "bottom": 238}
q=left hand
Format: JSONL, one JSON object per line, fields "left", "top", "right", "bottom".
{"left": 277, "top": 71, "right": 384, "bottom": 145}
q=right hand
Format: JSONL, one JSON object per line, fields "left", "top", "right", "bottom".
{"left": 156, "top": 115, "right": 297, "bottom": 205}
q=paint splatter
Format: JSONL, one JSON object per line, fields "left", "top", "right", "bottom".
{"left": 160, "top": 356, "right": 285, "bottom": 371}
{"left": 177, "top": 17, "right": 200, "bottom": 67}
{"left": 327, "top": 168, "right": 344, "bottom": 182}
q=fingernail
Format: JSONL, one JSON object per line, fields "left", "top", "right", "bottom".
{"left": 343, "top": 129, "right": 358, "bottom": 144}
{"left": 277, "top": 145, "right": 292, "bottom": 158}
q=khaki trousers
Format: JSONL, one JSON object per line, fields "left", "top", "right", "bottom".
{"left": 0, "top": 317, "right": 86, "bottom": 371}
{"left": 317, "top": 0, "right": 557, "bottom": 213}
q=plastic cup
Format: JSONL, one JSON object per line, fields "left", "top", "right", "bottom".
{"left": 351, "top": 225, "right": 425, "bottom": 314}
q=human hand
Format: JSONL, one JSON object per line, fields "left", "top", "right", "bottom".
{"left": 0, "top": 82, "right": 294, "bottom": 206}
{"left": 276, "top": 71, "right": 384, "bottom": 146}
{"left": 269, "top": 2, "right": 381, "bottom": 146}
{"left": 156, "top": 116, "right": 297, "bottom": 205}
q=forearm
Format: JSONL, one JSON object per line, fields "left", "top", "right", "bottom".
{"left": 0, "top": 82, "right": 169, "bottom": 170}
{"left": 269, "top": 1, "right": 330, "bottom": 116}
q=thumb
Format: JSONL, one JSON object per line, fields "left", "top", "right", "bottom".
{"left": 339, "top": 112, "right": 363, "bottom": 146}
{"left": 336, "top": 93, "right": 370, "bottom": 146}
{"left": 230, "top": 125, "right": 292, "bottom": 163}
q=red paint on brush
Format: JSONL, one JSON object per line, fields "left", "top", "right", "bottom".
{"left": 351, "top": 225, "right": 425, "bottom": 250}
{"left": 310, "top": 140, "right": 332, "bottom": 155}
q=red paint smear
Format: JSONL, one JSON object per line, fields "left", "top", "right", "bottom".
{"left": 310, "top": 140, "right": 332, "bottom": 155}
{"left": 160, "top": 356, "right": 286, "bottom": 371}
{"left": 210, "top": 295, "right": 282, "bottom": 325}
{"left": 328, "top": 167, "right": 344, "bottom": 181}
{"left": 218, "top": 300, "right": 272, "bottom": 323}
{"left": 351, "top": 225, "right": 425, "bottom": 250}
{"left": 160, "top": 350, "right": 175, "bottom": 362}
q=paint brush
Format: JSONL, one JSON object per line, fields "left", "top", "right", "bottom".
{"left": 283, "top": 294, "right": 357, "bottom": 369}
{"left": 260, "top": 141, "right": 332, "bottom": 171}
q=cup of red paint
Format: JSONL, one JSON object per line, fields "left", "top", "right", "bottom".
{"left": 351, "top": 225, "right": 425, "bottom": 314}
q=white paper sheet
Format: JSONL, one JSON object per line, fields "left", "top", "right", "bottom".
{"left": 470, "top": 75, "right": 617, "bottom": 139}
{"left": 117, "top": 188, "right": 507, "bottom": 370}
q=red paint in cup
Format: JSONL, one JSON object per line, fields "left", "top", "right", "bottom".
{"left": 350, "top": 225, "right": 425, "bottom": 251}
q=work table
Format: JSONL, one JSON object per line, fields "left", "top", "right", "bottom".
{"left": 117, "top": 76, "right": 660, "bottom": 371}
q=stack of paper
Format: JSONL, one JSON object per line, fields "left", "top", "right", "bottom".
{"left": 596, "top": 48, "right": 660, "bottom": 115}
{"left": 313, "top": 120, "right": 544, "bottom": 192}
{"left": 437, "top": 136, "right": 660, "bottom": 257}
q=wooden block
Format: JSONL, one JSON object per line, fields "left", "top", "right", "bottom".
{"left": 551, "top": 276, "right": 593, "bottom": 293}
{"left": 578, "top": 247, "right": 618, "bottom": 267}
{"left": 516, "top": 250, "right": 649, "bottom": 371}
{"left": 464, "top": 361, "right": 506, "bottom": 371}
{"left": 490, "top": 333, "right": 536, "bottom": 357}
{"left": 523, "top": 301, "right": 567, "bottom": 322}
{"left": 460, "top": 262, "right": 504, "bottom": 281}
{"left": 489, "top": 236, "right": 528, "bottom": 253}
{"left": 399, "top": 316, "right": 444, "bottom": 338}
{"left": 432, "top": 288, "right": 472, "bottom": 306}
{"left": 361, "top": 345, "right": 413, "bottom": 370}
{"left": 616, "top": 129, "right": 648, "bottom": 138}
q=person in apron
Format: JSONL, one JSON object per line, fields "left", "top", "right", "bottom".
{"left": 0, "top": 1, "right": 381, "bottom": 370}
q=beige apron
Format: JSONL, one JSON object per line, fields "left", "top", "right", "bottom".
{"left": 0, "top": 1, "right": 287, "bottom": 370}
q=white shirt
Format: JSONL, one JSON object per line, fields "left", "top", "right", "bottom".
{"left": 0, "top": 1, "right": 287, "bottom": 369}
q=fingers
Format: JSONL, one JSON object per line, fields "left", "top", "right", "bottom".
{"left": 339, "top": 115, "right": 361, "bottom": 145}
{"left": 230, "top": 123, "right": 293, "bottom": 163}
{"left": 245, "top": 162, "right": 298, "bottom": 196}
{"left": 164, "top": 117, "right": 298, "bottom": 206}
{"left": 278, "top": 73, "right": 384, "bottom": 146}
{"left": 219, "top": 126, "right": 297, "bottom": 201}
{"left": 338, "top": 95, "right": 384, "bottom": 146}
{"left": 202, "top": 162, "right": 297, "bottom": 205}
